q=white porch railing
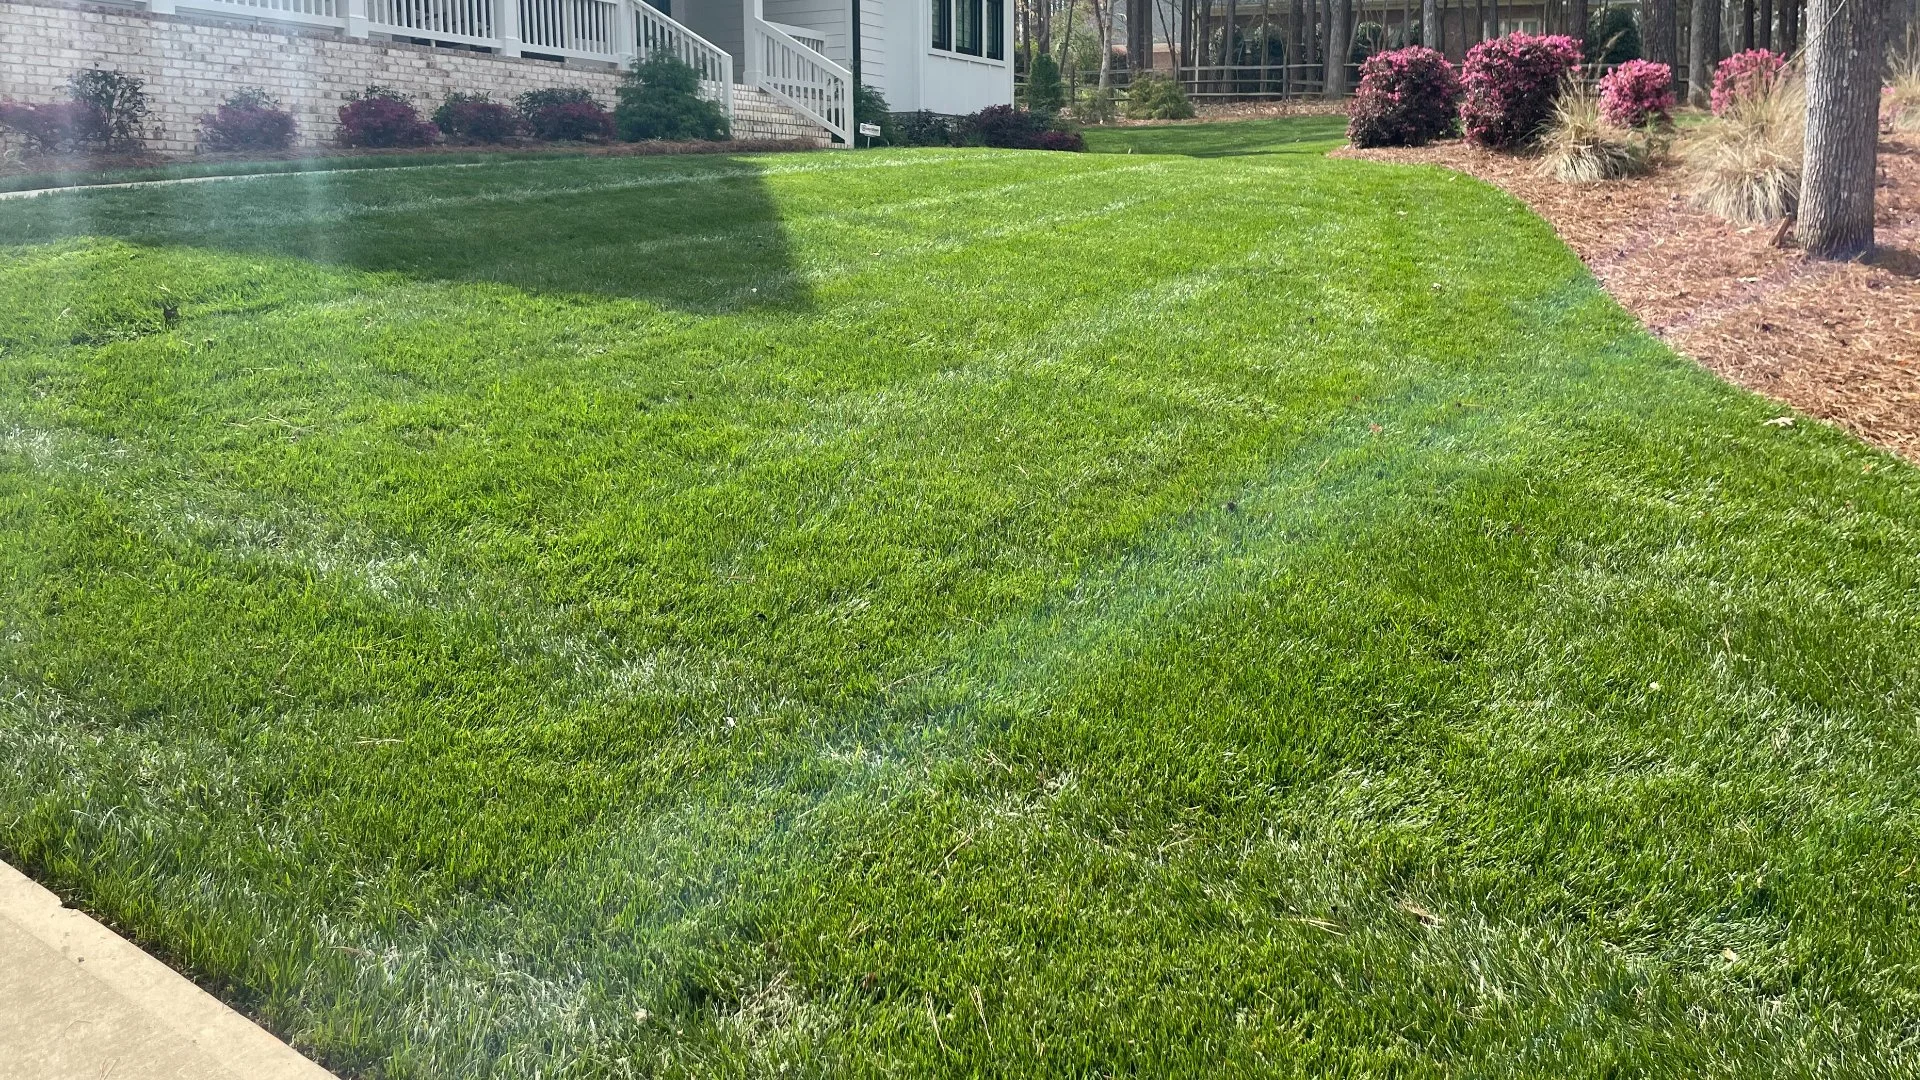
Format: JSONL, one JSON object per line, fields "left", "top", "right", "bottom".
{"left": 749, "top": 15, "right": 850, "bottom": 145}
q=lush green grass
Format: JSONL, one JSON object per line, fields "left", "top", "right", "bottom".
{"left": 3, "top": 122, "right": 1920, "bottom": 1078}
{"left": 1084, "top": 115, "right": 1349, "bottom": 156}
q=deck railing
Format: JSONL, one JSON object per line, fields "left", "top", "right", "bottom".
{"left": 749, "top": 15, "right": 850, "bottom": 145}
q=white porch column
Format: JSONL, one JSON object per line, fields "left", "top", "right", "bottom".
{"left": 497, "top": 0, "right": 522, "bottom": 55}
{"left": 611, "top": 0, "right": 635, "bottom": 66}
{"left": 346, "top": 0, "right": 369, "bottom": 36}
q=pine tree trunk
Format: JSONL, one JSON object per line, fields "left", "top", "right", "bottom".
{"left": 1757, "top": 0, "right": 1771, "bottom": 46}
{"left": 1800, "top": 0, "right": 1888, "bottom": 258}
{"left": 1423, "top": 0, "right": 1440, "bottom": 49}
{"left": 1646, "top": 0, "right": 1676, "bottom": 65}
{"left": 1324, "top": 0, "right": 1350, "bottom": 94}
{"left": 1687, "top": 0, "right": 1716, "bottom": 105}
{"left": 1568, "top": 0, "right": 1587, "bottom": 49}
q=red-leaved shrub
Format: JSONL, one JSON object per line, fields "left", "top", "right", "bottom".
{"left": 1347, "top": 46, "right": 1463, "bottom": 148}
{"left": 1711, "top": 49, "right": 1787, "bottom": 116}
{"left": 337, "top": 92, "right": 437, "bottom": 148}
{"left": 433, "top": 93, "right": 518, "bottom": 143}
{"left": 959, "top": 105, "right": 1083, "bottom": 150}
{"left": 525, "top": 99, "right": 614, "bottom": 141}
{"left": 1460, "top": 32, "right": 1584, "bottom": 148}
{"left": 201, "top": 89, "right": 297, "bottom": 151}
{"left": 1598, "top": 59, "right": 1675, "bottom": 128}
{"left": 0, "top": 100, "right": 100, "bottom": 153}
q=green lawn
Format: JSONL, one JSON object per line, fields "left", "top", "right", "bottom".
{"left": 3, "top": 120, "right": 1919, "bottom": 1078}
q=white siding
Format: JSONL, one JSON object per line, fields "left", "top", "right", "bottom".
{"left": 859, "top": 0, "right": 886, "bottom": 94}
{"left": 761, "top": 0, "right": 850, "bottom": 65}
{"left": 681, "top": 0, "right": 746, "bottom": 74}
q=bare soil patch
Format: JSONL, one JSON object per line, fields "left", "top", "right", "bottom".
{"left": 1341, "top": 136, "right": 1920, "bottom": 459}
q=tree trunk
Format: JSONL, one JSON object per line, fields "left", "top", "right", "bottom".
{"left": 1324, "top": 0, "right": 1351, "bottom": 94}
{"left": 1646, "top": 0, "right": 1676, "bottom": 65}
{"left": 1568, "top": 0, "right": 1586, "bottom": 50}
{"left": 1687, "top": 0, "right": 1716, "bottom": 106}
{"left": 1422, "top": 0, "right": 1439, "bottom": 47}
{"left": 1129, "top": 0, "right": 1154, "bottom": 69}
{"left": 1800, "top": 0, "right": 1888, "bottom": 258}
{"left": 1757, "top": 0, "right": 1771, "bottom": 46}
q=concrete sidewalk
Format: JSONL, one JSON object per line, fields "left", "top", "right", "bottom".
{"left": 0, "top": 860, "right": 337, "bottom": 1080}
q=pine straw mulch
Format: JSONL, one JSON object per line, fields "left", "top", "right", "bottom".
{"left": 1336, "top": 136, "right": 1920, "bottom": 461}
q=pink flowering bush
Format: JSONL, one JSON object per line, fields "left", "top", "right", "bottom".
{"left": 1460, "top": 32, "right": 1584, "bottom": 148}
{"left": 1347, "top": 46, "right": 1464, "bottom": 148}
{"left": 1598, "top": 59, "right": 1675, "bottom": 128}
{"left": 1712, "top": 49, "right": 1787, "bottom": 115}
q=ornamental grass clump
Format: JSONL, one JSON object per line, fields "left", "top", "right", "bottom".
{"left": 1598, "top": 59, "right": 1675, "bottom": 129}
{"left": 1681, "top": 68, "right": 1803, "bottom": 223}
{"left": 1460, "top": 32, "right": 1585, "bottom": 149}
{"left": 1539, "top": 78, "right": 1649, "bottom": 182}
{"left": 200, "top": 88, "right": 297, "bottom": 152}
{"left": 1889, "top": 34, "right": 1920, "bottom": 132}
{"left": 1346, "top": 46, "right": 1464, "bottom": 148}
{"left": 1711, "top": 49, "right": 1787, "bottom": 116}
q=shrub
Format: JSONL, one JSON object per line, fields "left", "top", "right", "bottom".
{"left": 1025, "top": 54, "right": 1065, "bottom": 114}
{"left": 1539, "top": 79, "right": 1649, "bottom": 181}
{"left": 1711, "top": 49, "right": 1787, "bottom": 116}
{"left": 1123, "top": 71, "right": 1196, "bottom": 120}
{"left": 854, "top": 81, "right": 899, "bottom": 143}
{"left": 1076, "top": 86, "right": 1118, "bottom": 124}
{"left": 893, "top": 110, "right": 956, "bottom": 146}
{"left": 615, "top": 54, "right": 728, "bottom": 141}
{"left": 522, "top": 100, "right": 613, "bottom": 141}
{"left": 67, "top": 69, "right": 149, "bottom": 149}
{"left": 1891, "top": 35, "right": 1920, "bottom": 132}
{"left": 0, "top": 100, "right": 100, "bottom": 154}
{"left": 1681, "top": 69, "right": 1803, "bottom": 223}
{"left": 1346, "top": 46, "right": 1463, "bottom": 148}
{"left": 337, "top": 88, "right": 437, "bottom": 148}
{"left": 1032, "top": 128, "right": 1087, "bottom": 151}
{"left": 433, "top": 92, "right": 517, "bottom": 143}
{"left": 1586, "top": 7, "right": 1641, "bottom": 64}
{"left": 1460, "top": 32, "right": 1584, "bottom": 149}
{"left": 1598, "top": 59, "right": 1675, "bottom": 128}
{"left": 200, "top": 87, "right": 296, "bottom": 152}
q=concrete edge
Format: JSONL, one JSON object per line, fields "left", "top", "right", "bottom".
{"left": 0, "top": 859, "right": 337, "bottom": 1080}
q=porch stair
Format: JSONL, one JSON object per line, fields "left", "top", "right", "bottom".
{"left": 732, "top": 85, "right": 834, "bottom": 146}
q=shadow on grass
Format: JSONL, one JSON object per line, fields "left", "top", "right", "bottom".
{"left": 0, "top": 155, "right": 807, "bottom": 313}
{"left": 1083, "top": 116, "right": 1350, "bottom": 159}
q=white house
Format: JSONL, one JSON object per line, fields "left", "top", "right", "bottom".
{"left": 1, "top": 0, "right": 1011, "bottom": 150}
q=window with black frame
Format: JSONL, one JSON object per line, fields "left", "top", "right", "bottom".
{"left": 984, "top": 0, "right": 1002, "bottom": 58}
{"left": 954, "top": 0, "right": 982, "bottom": 54}
{"left": 931, "top": 0, "right": 952, "bottom": 49}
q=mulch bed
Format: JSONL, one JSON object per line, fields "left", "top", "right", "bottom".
{"left": 1338, "top": 136, "right": 1920, "bottom": 460}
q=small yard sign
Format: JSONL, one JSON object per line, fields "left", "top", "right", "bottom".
{"left": 858, "top": 122, "right": 882, "bottom": 137}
